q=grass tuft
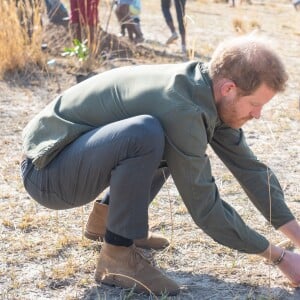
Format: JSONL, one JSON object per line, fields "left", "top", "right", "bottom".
{"left": 0, "top": 0, "right": 45, "bottom": 78}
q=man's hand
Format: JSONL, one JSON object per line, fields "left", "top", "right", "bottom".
{"left": 276, "top": 219, "right": 300, "bottom": 285}
{"left": 259, "top": 244, "right": 300, "bottom": 287}
{"left": 277, "top": 250, "right": 300, "bottom": 287}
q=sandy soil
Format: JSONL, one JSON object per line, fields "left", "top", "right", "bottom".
{"left": 1, "top": 0, "right": 300, "bottom": 299}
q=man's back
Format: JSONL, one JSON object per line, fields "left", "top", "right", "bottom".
{"left": 22, "top": 61, "right": 217, "bottom": 169}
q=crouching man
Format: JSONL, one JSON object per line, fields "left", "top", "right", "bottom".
{"left": 21, "top": 34, "right": 300, "bottom": 296}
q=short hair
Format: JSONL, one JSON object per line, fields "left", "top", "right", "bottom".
{"left": 208, "top": 34, "right": 288, "bottom": 95}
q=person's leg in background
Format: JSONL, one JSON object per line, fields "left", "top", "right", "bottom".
{"left": 174, "top": 0, "right": 186, "bottom": 54}
{"left": 70, "top": 0, "right": 99, "bottom": 51}
{"left": 129, "top": 0, "right": 144, "bottom": 43}
{"left": 161, "top": 0, "right": 179, "bottom": 45}
{"left": 115, "top": 3, "right": 135, "bottom": 41}
{"left": 120, "top": 23, "right": 126, "bottom": 36}
{"left": 70, "top": 0, "right": 81, "bottom": 41}
{"left": 86, "top": 0, "right": 99, "bottom": 52}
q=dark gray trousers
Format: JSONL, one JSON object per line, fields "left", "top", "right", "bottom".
{"left": 21, "top": 115, "right": 170, "bottom": 239}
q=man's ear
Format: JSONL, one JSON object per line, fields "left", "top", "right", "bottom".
{"left": 220, "top": 80, "right": 237, "bottom": 97}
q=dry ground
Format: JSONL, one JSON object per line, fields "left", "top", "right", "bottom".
{"left": 1, "top": 0, "right": 300, "bottom": 299}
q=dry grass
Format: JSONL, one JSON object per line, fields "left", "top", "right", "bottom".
{"left": 0, "top": 0, "right": 45, "bottom": 79}
{"left": 1, "top": 0, "right": 300, "bottom": 299}
{"left": 232, "top": 17, "right": 261, "bottom": 33}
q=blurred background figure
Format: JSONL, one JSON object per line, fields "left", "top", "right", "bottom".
{"left": 115, "top": 0, "right": 144, "bottom": 43}
{"left": 228, "top": 0, "right": 252, "bottom": 7}
{"left": 161, "top": 0, "right": 186, "bottom": 54}
{"left": 70, "top": 0, "right": 100, "bottom": 51}
{"left": 44, "top": 0, "right": 69, "bottom": 28}
{"left": 293, "top": 0, "right": 300, "bottom": 10}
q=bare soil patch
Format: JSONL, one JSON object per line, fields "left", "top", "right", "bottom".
{"left": 1, "top": 0, "right": 300, "bottom": 299}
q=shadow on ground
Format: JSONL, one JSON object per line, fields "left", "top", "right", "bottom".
{"left": 82, "top": 271, "right": 300, "bottom": 300}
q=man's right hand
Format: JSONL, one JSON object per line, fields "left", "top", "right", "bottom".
{"left": 277, "top": 250, "right": 300, "bottom": 287}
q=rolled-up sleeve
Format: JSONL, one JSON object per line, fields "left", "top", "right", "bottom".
{"left": 210, "top": 124, "right": 294, "bottom": 230}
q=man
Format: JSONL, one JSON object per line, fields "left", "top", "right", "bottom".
{"left": 21, "top": 35, "right": 300, "bottom": 296}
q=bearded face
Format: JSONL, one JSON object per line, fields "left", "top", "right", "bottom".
{"left": 216, "top": 83, "right": 276, "bottom": 129}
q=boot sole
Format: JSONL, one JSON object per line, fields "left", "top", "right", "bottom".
{"left": 84, "top": 230, "right": 104, "bottom": 241}
{"left": 97, "top": 276, "right": 180, "bottom": 296}
{"left": 98, "top": 277, "right": 146, "bottom": 294}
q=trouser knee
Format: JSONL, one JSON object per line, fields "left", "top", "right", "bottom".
{"left": 127, "top": 115, "right": 165, "bottom": 162}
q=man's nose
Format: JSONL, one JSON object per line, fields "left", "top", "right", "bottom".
{"left": 251, "top": 107, "right": 262, "bottom": 119}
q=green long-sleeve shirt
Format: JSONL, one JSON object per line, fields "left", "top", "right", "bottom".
{"left": 22, "top": 61, "right": 294, "bottom": 253}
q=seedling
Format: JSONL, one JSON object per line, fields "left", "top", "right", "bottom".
{"left": 62, "top": 39, "right": 89, "bottom": 62}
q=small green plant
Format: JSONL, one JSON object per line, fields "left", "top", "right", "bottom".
{"left": 62, "top": 39, "right": 89, "bottom": 62}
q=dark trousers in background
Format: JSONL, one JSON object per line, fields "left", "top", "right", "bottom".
{"left": 161, "top": 0, "right": 186, "bottom": 37}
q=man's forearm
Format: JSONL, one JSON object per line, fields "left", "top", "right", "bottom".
{"left": 258, "top": 219, "right": 300, "bottom": 262}
{"left": 210, "top": 126, "right": 294, "bottom": 229}
{"left": 278, "top": 219, "right": 300, "bottom": 248}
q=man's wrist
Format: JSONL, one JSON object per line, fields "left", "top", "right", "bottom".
{"left": 259, "top": 244, "right": 284, "bottom": 263}
{"left": 272, "top": 248, "right": 286, "bottom": 266}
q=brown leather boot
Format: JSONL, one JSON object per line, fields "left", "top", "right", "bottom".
{"left": 84, "top": 201, "right": 108, "bottom": 241}
{"left": 95, "top": 242, "right": 180, "bottom": 296}
{"left": 135, "top": 232, "right": 169, "bottom": 250}
{"left": 84, "top": 201, "right": 170, "bottom": 250}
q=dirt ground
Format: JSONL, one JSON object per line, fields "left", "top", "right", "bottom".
{"left": 1, "top": 0, "right": 300, "bottom": 299}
